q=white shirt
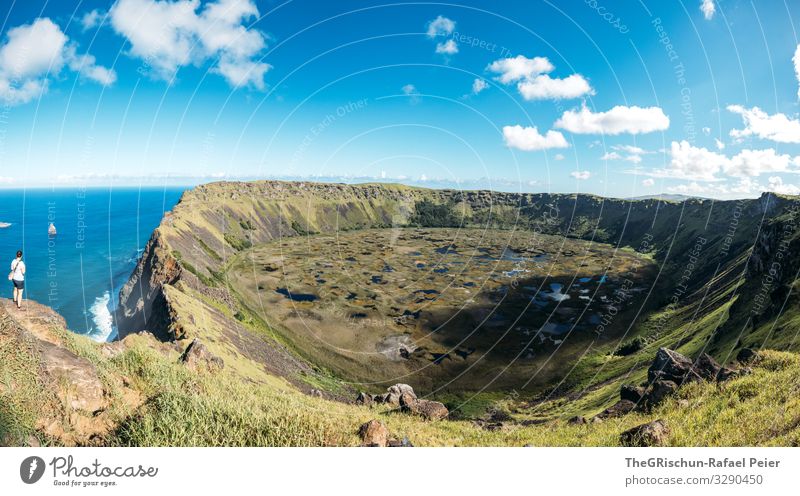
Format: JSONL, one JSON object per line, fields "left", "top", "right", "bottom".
{"left": 10, "top": 259, "right": 25, "bottom": 281}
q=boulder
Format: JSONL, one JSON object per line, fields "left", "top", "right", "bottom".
{"left": 620, "top": 384, "right": 646, "bottom": 403}
{"left": 620, "top": 420, "right": 670, "bottom": 447}
{"left": 694, "top": 353, "right": 722, "bottom": 381}
{"left": 358, "top": 420, "right": 389, "bottom": 447}
{"left": 643, "top": 380, "right": 678, "bottom": 408}
{"left": 38, "top": 340, "right": 106, "bottom": 413}
{"left": 596, "top": 399, "right": 636, "bottom": 419}
{"left": 736, "top": 348, "right": 759, "bottom": 364}
{"left": 401, "top": 397, "right": 449, "bottom": 420}
{"left": 648, "top": 348, "right": 702, "bottom": 384}
{"left": 179, "top": 338, "right": 224, "bottom": 372}
{"left": 355, "top": 392, "right": 374, "bottom": 406}
{"left": 385, "top": 384, "right": 416, "bottom": 405}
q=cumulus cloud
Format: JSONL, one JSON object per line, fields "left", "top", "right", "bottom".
{"left": 426, "top": 15, "right": 455, "bottom": 37}
{"left": 435, "top": 39, "right": 458, "bottom": 55}
{"left": 715, "top": 138, "right": 725, "bottom": 150}
{"left": 0, "top": 18, "right": 115, "bottom": 105}
{"left": 517, "top": 74, "right": 593, "bottom": 100}
{"left": 728, "top": 105, "right": 800, "bottom": 144}
{"left": 724, "top": 148, "right": 795, "bottom": 177}
{"left": 503, "top": 125, "right": 569, "bottom": 151}
{"left": 109, "top": 0, "right": 270, "bottom": 89}
{"left": 471, "top": 78, "right": 488, "bottom": 95}
{"left": 488, "top": 55, "right": 592, "bottom": 100}
{"left": 701, "top": 0, "right": 716, "bottom": 20}
{"left": 666, "top": 141, "right": 729, "bottom": 181}
{"left": 767, "top": 176, "right": 800, "bottom": 195}
{"left": 555, "top": 104, "right": 670, "bottom": 135}
{"left": 658, "top": 140, "right": 800, "bottom": 181}
{"left": 642, "top": 178, "right": 655, "bottom": 187}
{"left": 554, "top": 153, "right": 565, "bottom": 161}
{"left": 570, "top": 170, "right": 591, "bottom": 180}
{"left": 488, "top": 55, "right": 553, "bottom": 84}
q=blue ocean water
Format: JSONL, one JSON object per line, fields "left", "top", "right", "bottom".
{"left": 0, "top": 188, "right": 185, "bottom": 341}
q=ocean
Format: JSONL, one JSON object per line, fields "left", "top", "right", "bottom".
{"left": 0, "top": 187, "right": 185, "bottom": 341}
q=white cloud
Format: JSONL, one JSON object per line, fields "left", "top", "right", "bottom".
{"left": 727, "top": 105, "right": 800, "bottom": 144}
{"left": 701, "top": 0, "right": 716, "bottom": 20}
{"left": 794, "top": 45, "right": 800, "bottom": 100}
{"left": 488, "top": 55, "right": 592, "bottom": 101}
{"left": 503, "top": 125, "right": 569, "bottom": 151}
{"left": 767, "top": 176, "right": 800, "bottom": 195}
{"left": 715, "top": 138, "right": 725, "bottom": 150}
{"left": 667, "top": 140, "right": 728, "bottom": 181}
{"left": 702, "top": 126, "right": 711, "bottom": 136}
{"left": 724, "top": 148, "right": 795, "bottom": 177}
{"left": 81, "top": 9, "right": 104, "bottom": 30}
{"left": 554, "top": 153, "right": 565, "bottom": 161}
{"left": 402, "top": 84, "right": 417, "bottom": 95}
{"left": 435, "top": 39, "right": 458, "bottom": 55}
{"left": 0, "top": 18, "right": 115, "bottom": 105}
{"left": 109, "top": 0, "right": 270, "bottom": 89}
{"left": 487, "top": 55, "right": 554, "bottom": 84}
{"left": 426, "top": 15, "right": 455, "bottom": 37}
{"left": 570, "top": 170, "right": 591, "bottom": 180}
{"left": 601, "top": 151, "right": 622, "bottom": 161}
{"left": 613, "top": 144, "right": 648, "bottom": 155}
{"left": 472, "top": 78, "right": 488, "bottom": 95}
{"left": 555, "top": 104, "right": 670, "bottom": 135}
{"left": 625, "top": 154, "right": 643, "bottom": 164}
{"left": 657, "top": 140, "right": 800, "bottom": 181}
{"left": 517, "top": 74, "right": 593, "bottom": 100}
{"left": 642, "top": 178, "right": 655, "bottom": 187}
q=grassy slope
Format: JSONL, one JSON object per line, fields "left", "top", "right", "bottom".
{"left": 3, "top": 313, "right": 799, "bottom": 446}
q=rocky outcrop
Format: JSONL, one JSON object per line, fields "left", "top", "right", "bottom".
{"left": 359, "top": 420, "right": 390, "bottom": 447}
{"left": 620, "top": 420, "right": 670, "bottom": 447}
{"left": 399, "top": 393, "right": 449, "bottom": 420}
{"left": 611, "top": 348, "right": 750, "bottom": 419}
{"left": 180, "top": 338, "right": 224, "bottom": 372}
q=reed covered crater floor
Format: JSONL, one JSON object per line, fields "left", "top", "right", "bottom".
{"left": 226, "top": 228, "right": 658, "bottom": 392}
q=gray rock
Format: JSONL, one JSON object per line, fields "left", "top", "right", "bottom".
{"left": 179, "top": 338, "right": 224, "bottom": 372}
{"left": 620, "top": 420, "right": 670, "bottom": 447}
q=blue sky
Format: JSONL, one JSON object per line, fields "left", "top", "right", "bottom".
{"left": 2, "top": 0, "right": 800, "bottom": 198}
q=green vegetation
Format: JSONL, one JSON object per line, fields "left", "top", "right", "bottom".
{"left": 409, "top": 199, "right": 460, "bottom": 227}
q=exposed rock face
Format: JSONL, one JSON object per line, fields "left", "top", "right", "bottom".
{"left": 38, "top": 340, "right": 106, "bottom": 413}
{"left": 0, "top": 300, "right": 116, "bottom": 446}
{"left": 620, "top": 420, "right": 670, "bottom": 447}
{"left": 359, "top": 420, "right": 389, "bottom": 447}
{"left": 179, "top": 338, "right": 224, "bottom": 373}
{"left": 648, "top": 348, "right": 702, "bottom": 384}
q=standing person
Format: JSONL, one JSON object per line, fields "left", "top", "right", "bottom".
{"left": 9, "top": 250, "right": 25, "bottom": 310}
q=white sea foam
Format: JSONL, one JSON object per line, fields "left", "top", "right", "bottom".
{"left": 88, "top": 291, "right": 117, "bottom": 342}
